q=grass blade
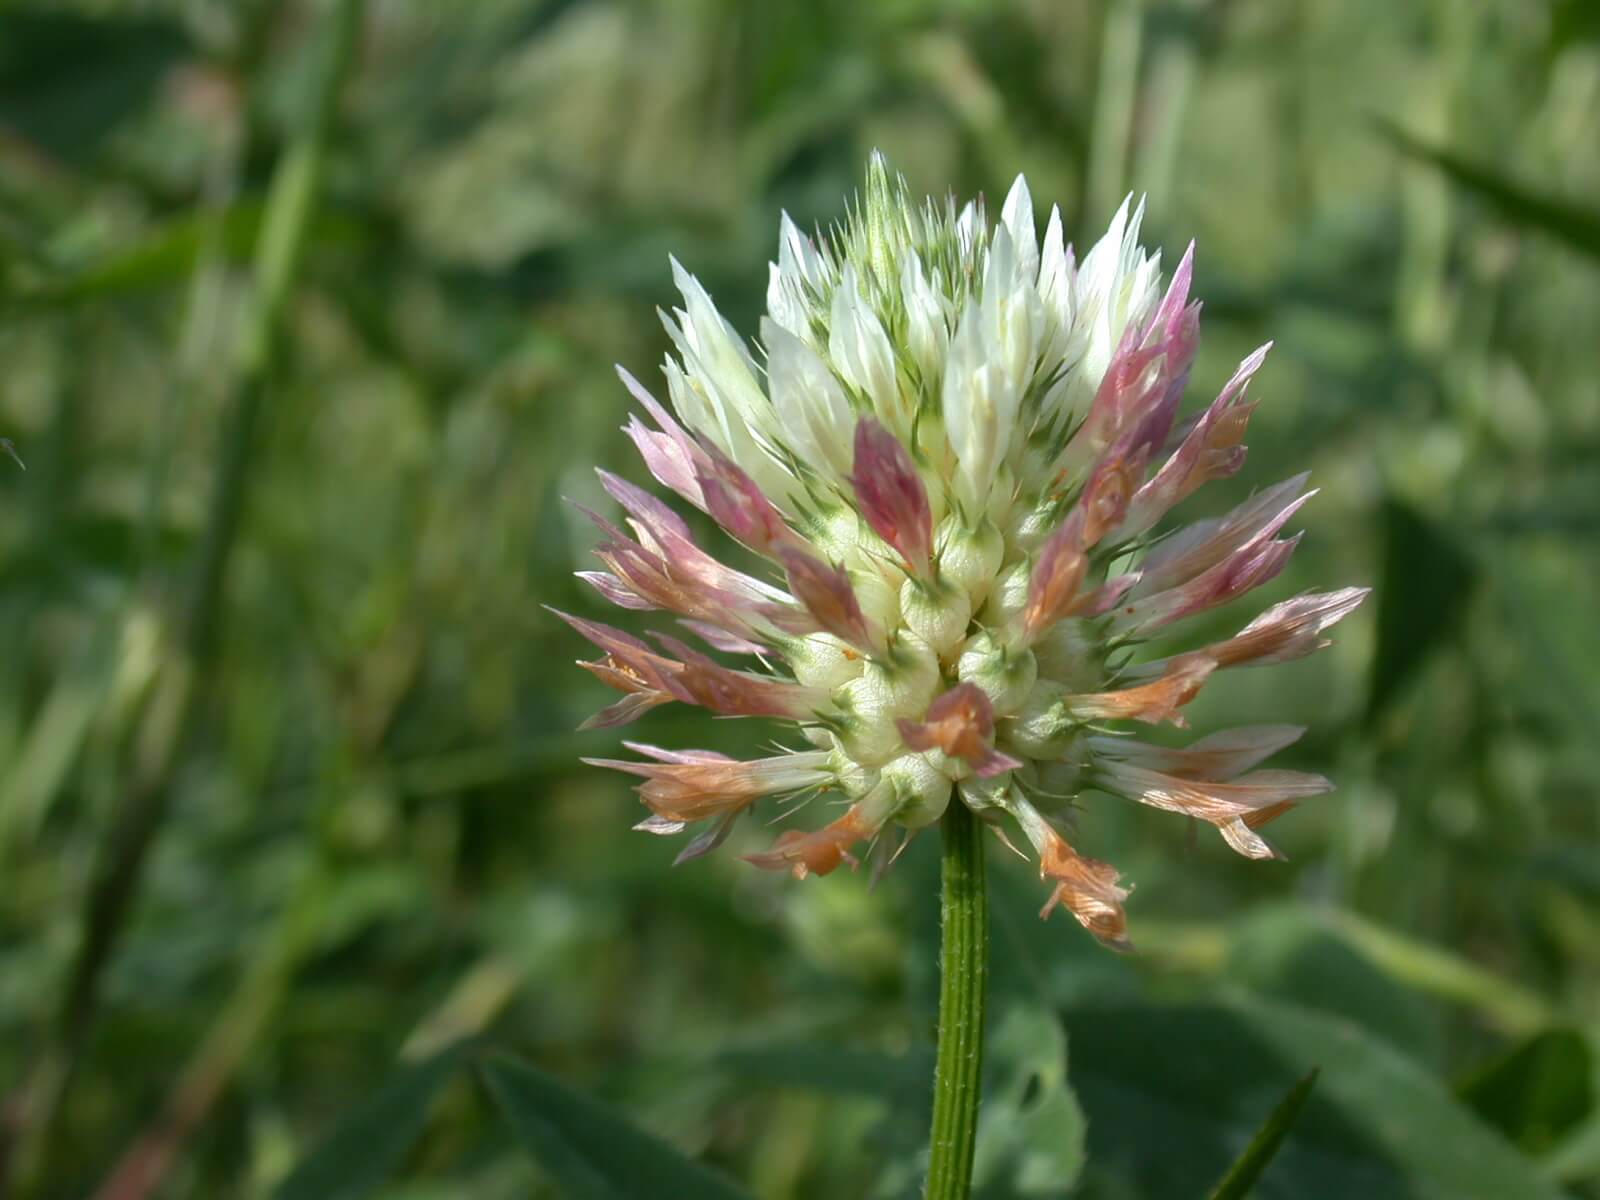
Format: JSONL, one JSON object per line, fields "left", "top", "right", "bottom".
{"left": 1208, "top": 1069, "right": 1320, "bottom": 1200}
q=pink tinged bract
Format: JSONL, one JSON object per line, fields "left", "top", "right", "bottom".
{"left": 1113, "top": 524, "right": 1303, "bottom": 635}
{"left": 584, "top": 519, "right": 773, "bottom": 643}
{"left": 651, "top": 633, "right": 825, "bottom": 719}
{"left": 576, "top": 569, "right": 658, "bottom": 611}
{"left": 1060, "top": 249, "right": 1201, "bottom": 475}
{"left": 1117, "top": 343, "right": 1273, "bottom": 540}
{"left": 617, "top": 366, "right": 711, "bottom": 508}
{"left": 1133, "top": 473, "right": 1310, "bottom": 598}
{"left": 777, "top": 548, "right": 881, "bottom": 655}
{"left": 1087, "top": 724, "right": 1306, "bottom": 781}
{"left": 696, "top": 445, "right": 800, "bottom": 556}
{"left": 551, "top": 608, "right": 681, "bottom": 728}
{"left": 581, "top": 478, "right": 791, "bottom": 641}
{"left": 678, "top": 619, "right": 767, "bottom": 656}
{"left": 897, "top": 682, "right": 1024, "bottom": 777}
{"left": 1078, "top": 443, "right": 1146, "bottom": 548}
{"left": 851, "top": 418, "right": 934, "bottom": 573}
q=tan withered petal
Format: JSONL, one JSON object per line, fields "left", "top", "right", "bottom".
{"left": 898, "top": 683, "right": 1024, "bottom": 777}
{"left": 1037, "top": 829, "right": 1131, "bottom": 949}
{"left": 1079, "top": 447, "right": 1145, "bottom": 547}
{"left": 582, "top": 745, "right": 832, "bottom": 823}
{"left": 743, "top": 796, "right": 889, "bottom": 878}
{"left": 1063, "top": 656, "right": 1216, "bottom": 726}
{"left": 1098, "top": 761, "right": 1331, "bottom": 854}
{"left": 1005, "top": 792, "right": 1130, "bottom": 949}
{"left": 1203, "top": 587, "right": 1371, "bottom": 667}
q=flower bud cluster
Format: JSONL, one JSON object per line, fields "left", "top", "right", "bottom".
{"left": 560, "top": 155, "right": 1366, "bottom": 947}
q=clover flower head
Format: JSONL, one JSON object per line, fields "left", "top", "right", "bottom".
{"left": 558, "top": 155, "right": 1367, "bottom": 948}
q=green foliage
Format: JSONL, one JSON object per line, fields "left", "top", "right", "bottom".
{"left": 1458, "top": 1030, "right": 1595, "bottom": 1157}
{"left": 0, "top": 1, "right": 1596, "bottom": 1198}
{"left": 480, "top": 1055, "right": 753, "bottom": 1200}
{"left": 1067, "top": 999, "right": 1567, "bottom": 1199}
{"left": 1378, "top": 120, "right": 1600, "bottom": 264}
{"left": 1208, "top": 1069, "right": 1318, "bottom": 1200}
{"left": 274, "top": 1043, "right": 474, "bottom": 1200}
{"left": 972, "top": 1005, "right": 1088, "bottom": 1197}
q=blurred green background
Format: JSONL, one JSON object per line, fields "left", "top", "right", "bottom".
{"left": 1, "top": 1, "right": 1597, "bottom": 1197}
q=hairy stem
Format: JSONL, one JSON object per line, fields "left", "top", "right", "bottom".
{"left": 925, "top": 800, "right": 988, "bottom": 1200}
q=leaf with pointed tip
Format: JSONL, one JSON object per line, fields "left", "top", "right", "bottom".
{"left": 479, "top": 1055, "right": 753, "bottom": 1200}
{"left": 1457, "top": 1030, "right": 1594, "bottom": 1156}
{"left": 273, "top": 1042, "right": 472, "bottom": 1200}
{"left": 1065, "top": 997, "right": 1564, "bottom": 1199}
{"left": 1208, "top": 1070, "right": 1318, "bottom": 1200}
{"left": 1366, "top": 498, "right": 1476, "bottom": 725}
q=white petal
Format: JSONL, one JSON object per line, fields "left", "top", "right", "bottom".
{"left": 901, "top": 249, "right": 950, "bottom": 386}
{"left": 764, "top": 318, "right": 855, "bottom": 483}
{"left": 1037, "top": 204, "right": 1073, "bottom": 352}
{"left": 1000, "top": 174, "right": 1039, "bottom": 284}
{"left": 828, "top": 265, "right": 901, "bottom": 429}
{"left": 942, "top": 299, "right": 1020, "bottom": 515}
{"left": 980, "top": 225, "right": 1044, "bottom": 392}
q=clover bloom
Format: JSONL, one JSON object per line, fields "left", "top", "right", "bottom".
{"left": 559, "top": 156, "right": 1365, "bottom": 948}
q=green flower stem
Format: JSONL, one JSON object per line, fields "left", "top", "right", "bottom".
{"left": 926, "top": 799, "right": 988, "bottom": 1200}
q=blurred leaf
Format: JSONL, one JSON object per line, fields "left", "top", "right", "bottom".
{"left": 10, "top": 204, "right": 265, "bottom": 308}
{"left": 1543, "top": 1115, "right": 1600, "bottom": 1187}
{"left": 1327, "top": 912, "right": 1555, "bottom": 1036}
{"left": 1367, "top": 498, "right": 1477, "bottom": 724}
{"left": 479, "top": 1054, "right": 753, "bottom": 1200}
{"left": 274, "top": 1042, "right": 471, "bottom": 1200}
{"left": 1549, "top": 0, "right": 1600, "bottom": 58}
{"left": 1066, "top": 997, "right": 1564, "bottom": 1199}
{"left": 1227, "top": 907, "right": 1432, "bottom": 1054}
{"left": 973, "top": 1004, "right": 1087, "bottom": 1197}
{"left": 1458, "top": 1030, "right": 1594, "bottom": 1156}
{"left": 1208, "top": 1069, "right": 1319, "bottom": 1200}
{"left": 0, "top": 10, "right": 189, "bottom": 163}
{"left": 1377, "top": 120, "right": 1600, "bottom": 264}
{"left": 719, "top": 1043, "right": 923, "bottom": 1098}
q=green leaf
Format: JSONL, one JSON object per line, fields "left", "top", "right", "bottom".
{"left": 1367, "top": 498, "right": 1477, "bottom": 724}
{"left": 973, "top": 1005, "right": 1088, "bottom": 1197}
{"left": 1226, "top": 907, "right": 1434, "bottom": 1054}
{"left": 479, "top": 1054, "right": 753, "bottom": 1200}
{"left": 273, "top": 1042, "right": 471, "bottom": 1200}
{"left": 1376, "top": 120, "right": 1600, "bottom": 264}
{"left": 0, "top": 12, "right": 189, "bottom": 163}
{"left": 1065, "top": 997, "right": 1564, "bottom": 1199}
{"left": 1208, "top": 1070, "right": 1319, "bottom": 1200}
{"left": 1458, "top": 1030, "right": 1594, "bottom": 1156}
